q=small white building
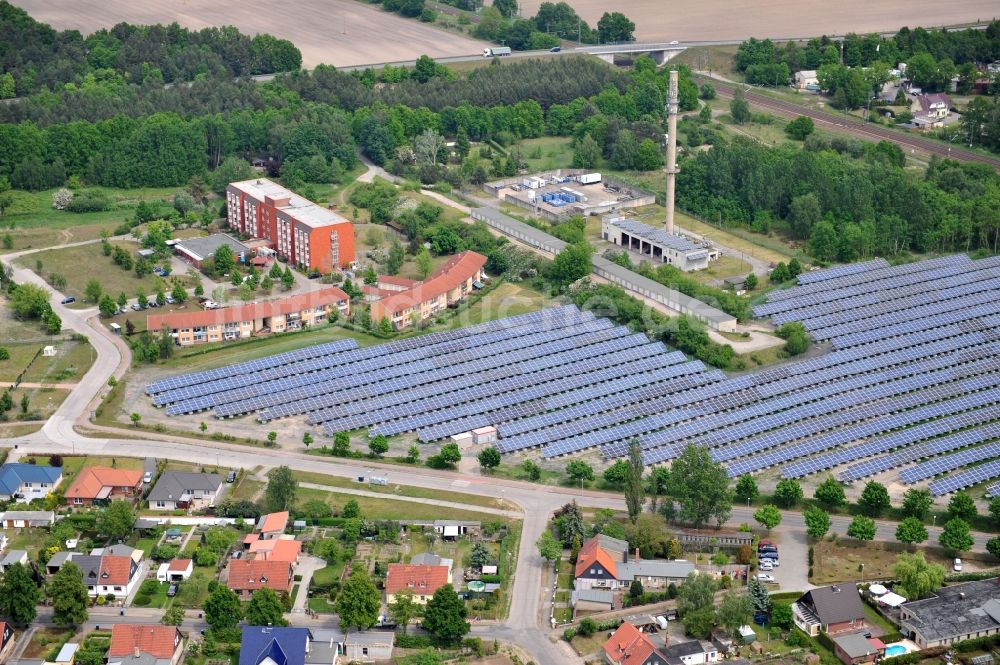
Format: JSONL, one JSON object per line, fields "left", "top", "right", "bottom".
{"left": 157, "top": 559, "right": 193, "bottom": 582}
{"left": 472, "top": 426, "right": 497, "bottom": 445}
{"left": 43, "top": 345, "right": 56, "bottom": 357}
{"left": 794, "top": 70, "right": 819, "bottom": 90}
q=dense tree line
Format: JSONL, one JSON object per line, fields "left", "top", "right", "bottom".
{"left": 0, "top": 1, "right": 301, "bottom": 97}
{"left": 737, "top": 23, "right": 1000, "bottom": 77}
{"left": 677, "top": 135, "right": 1000, "bottom": 257}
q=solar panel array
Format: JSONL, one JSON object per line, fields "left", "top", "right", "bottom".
{"left": 144, "top": 253, "right": 1000, "bottom": 494}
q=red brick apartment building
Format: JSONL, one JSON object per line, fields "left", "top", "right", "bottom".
{"left": 226, "top": 178, "right": 355, "bottom": 273}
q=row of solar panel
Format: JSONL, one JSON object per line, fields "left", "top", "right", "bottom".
{"left": 261, "top": 321, "right": 622, "bottom": 421}
{"left": 795, "top": 258, "right": 890, "bottom": 285}
{"left": 756, "top": 254, "right": 970, "bottom": 311}
{"left": 773, "top": 268, "right": 1000, "bottom": 330}
{"left": 307, "top": 339, "right": 678, "bottom": 430}
{"left": 900, "top": 436, "right": 1000, "bottom": 483}
{"left": 162, "top": 307, "right": 589, "bottom": 411}
{"left": 928, "top": 458, "right": 1000, "bottom": 496}
{"left": 784, "top": 408, "right": 1000, "bottom": 479}
{"left": 827, "top": 302, "right": 1000, "bottom": 350}
{"left": 722, "top": 381, "right": 1000, "bottom": 477}
{"left": 146, "top": 338, "right": 359, "bottom": 396}
{"left": 196, "top": 309, "right": 599, "bottom": 417}
{"left": 330, "top": 348, "right": 693, "bottom": 434}
{"left": 603, "top": 341, "right": 992, "bottom": 461}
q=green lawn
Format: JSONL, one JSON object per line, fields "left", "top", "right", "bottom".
{"left": 556, "top": 573, "right": 573, "bottom": 590}
{"left": 520, "top": 136, "right": 574, "bottom": 171}
{"left": 308, "top": 596, "right": 337, "bottom": 614}
{"left": 291, "top": 471, "right": 504, "bottom": 511}
{"left": 228, "top": 478, "right": 263, "bottom": 502}
{"left": 295, "top": 486, "right": 504, "bottom": 522}
{"left": 1, "top": 186, "right": 180, "bottom": 254}
{"left": 62, "top": 456, "right": 145, "bottom": 474}
{"left": 20, "top": 242, "right": 185, "bottom": 305}
{"left": 11, "top": 339, "right": 95, "bottom": 384}
{"left": 0, "top": 387, "right": 69, "bottom": 437}
{"left": 447, "top": 281, "right": 550, "bottom": 328}
{"left": 311, "top": 562, "right": 345, "bottom": 587}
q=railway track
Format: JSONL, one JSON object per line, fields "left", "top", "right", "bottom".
{"left": 703, "top": 77, "right": 1000, "bottom": 171}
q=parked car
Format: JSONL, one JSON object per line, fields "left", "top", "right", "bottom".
{"left": 226, "top": 470, "right": 237, "bottom": 483}
{"left": 143, "top": 471, "right": 153, "bottom": 484}
{"left": 758, "top": 540, "right": 775, "bottom": 549}
{"left": 165, "top": 296, "right": 176, "bottom": 304}
{"left": 757, "top": 573, "right": 776, "bottom": 583}
{"left": 167, "top": 584, "right": 178, "bottom": 597}
{"left": 759, "top": 556, "right": 779, "bottom": 567}
{"left": 131, "top": 303, "right": 143, "bottom": 311}
{"left": 954, "top": 558, "right": 962, "bottom": 572}
{"left": 60, "top": 296, "right": 76, "bottom": 304}
{"left": 759, "top": 561, "right": 774, "bottom": 571}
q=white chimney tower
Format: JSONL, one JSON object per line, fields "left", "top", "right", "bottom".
{"left": 665, "top": 69, "right": 680, "bottom": 235}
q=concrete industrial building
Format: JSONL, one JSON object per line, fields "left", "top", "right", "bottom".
{"left": 602, "top": 216, "right": 711, "bottom": 272}
{"left": 369, "top": 251, "right": 486, "bottom": 330}
{"left": 147, "top": 287, "right": 350, "bottom": 346}
{"left": 484, "top": 171, "right": 656, "bottom": 222}
{"left": 226, "top": 179, "right": 355, "bottom": 273}
{"left": 174, "top": 234, "right": 251, "bottom": 270}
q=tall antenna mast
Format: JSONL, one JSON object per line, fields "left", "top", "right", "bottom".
{"left": 665, "top": 69, "right": 679, "bottom": 235}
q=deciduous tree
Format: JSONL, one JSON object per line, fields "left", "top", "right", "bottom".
{"left": 895, "top": 517, "right": 928, "bottom": 546}
{"left": 337, "top": 568, "right": 380, "bottom": 630}
{"left": 894, "top": 552, "right": 945, "bottom": 600}
{"left": 859, "top": 481, "right": 891, "bottom": 517}
{"left": 245, "top": 588, "right": 288, "bottom": 627}
{"left": 847, "top": 515, "right": 876, "bottom": 541}
{"left": 49, "top": 563, "right": 88, "bottom": 627}
{"left": 804, "top": 505, "right": 831, "bottom": 539}
{"left": 754, "top": 505, "right": 781, "bottom": 531}
{"left": 669, "top": 443, "right": 732, "bottom": 528}
{"left": 814, "top": 476, "right": 846, "bottom": 510}
{"left": 422, "top": 586, "right": 469, "bottom": 644}
{"left": 0, "top": 563, "right": 40, "bottom": 625}
{"left": 263, "top": 465, "right": 297, "bottom": 513}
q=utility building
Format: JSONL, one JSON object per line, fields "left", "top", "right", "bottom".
{"left": 602, "top": 216, "right": 710, "bottom": 272}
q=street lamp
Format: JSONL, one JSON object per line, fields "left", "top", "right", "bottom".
{"left": 860, "top": 563, "right": 865, "bottom": 586}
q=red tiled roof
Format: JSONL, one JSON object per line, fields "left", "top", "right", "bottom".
{"left": 602, "top": 623, "right": 657, "bottom": 665}
{"left": 385, "top": 564, "right": 450, "bottom": 595}
{"left": 259, "top": 511, "right": 289, "bottom": 533}
{"left": 227, "top": 560, "right": 292, "bottom": 593}
{"left": 146, "top": 287, "right": 348, "bottom": 331}
{"left": 99, "top": 555, "right": 133, "bottom": 586}
{"left": 371, "top": 251, "right": 485, "bottom": 319}
{"left": 64, "top": 467, "right": 142, "bottom": 500}
{"left": 377, "top": 275, "right": 419, "bottom": 288}
{"left": 575, "top": 536, "right": 619, "bottom": 579}
{"left": 167, "top": 559, "right": 192, "bottom": 572}
{"left": 109, "top": 625, "right": 180, "bottom": 659}
{"left": 248, "top": 539, "right": 302, "bottom": 562}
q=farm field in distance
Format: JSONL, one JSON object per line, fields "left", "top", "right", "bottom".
{"left": 10, "top": 0, "right": 486, "bottom": 68}
{"left": 517, "top": 0, "right": 994, "bottom": 44}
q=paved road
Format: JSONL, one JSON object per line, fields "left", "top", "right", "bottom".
{"left": 702, "top": 75, "right": 1000, "bottom": 172}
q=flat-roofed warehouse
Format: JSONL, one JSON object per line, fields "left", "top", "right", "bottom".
{"left": 174, "top": 234, "right": 250, "bottom": 269}
{"left": 602, "top": 216, "right": 711, "bottom": 272}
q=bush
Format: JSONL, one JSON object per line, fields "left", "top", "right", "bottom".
{"left": 577, "top": 617, "right": 598, "bottom": 637}
{"left": 562, "top": 628, "right": 576, "bottom": 642}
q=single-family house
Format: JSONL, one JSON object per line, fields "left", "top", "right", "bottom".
{"left": 157, "top": 559, "right": 193, "bottom": 582}
{"left": 247, "top": 539, "right": 302, "bottom": 564}
{"left": 60, "top": 550, "right": 143, "bottom": 598}
{"left": 912, "top": 92, "right": 952, "bottom": 120}
{"left": 0, "top": 549, "right": 28, "bottom": 571}
{"left": 385, "top": 564, "right": 451, "bottom": 605}
{"left": 228, "top": 559, "right": 293, "bottom": 600}
{"left": 575, "top": 535, "right": 695, "bottom": 591}
{"left": 660, "top": 640, "right": 720, "bottom": 665}
{"left": 239, "top": 626, "right": 339, "bottom": 665}
{"left": 107, "top": 625, "right": 183, "bottom": 665}
{"left": 793, "top": 584, "right": 867, "bottom": 636}
{"left": 0, "top": 463, "right": 63, "bottom": 502}
{"left": 898, "top": 577, "right": 1000, "bottom": 648}
{"left": 832, "top": 633, "right": 886, "bottom": 665}
{"left": 257, "top": 511, "right": 289, "bottom": 539}
{"left": 64, "top": 467, "right": 143, "bottom": 506}
{"left": 410, "top": 552, "right": 454, "bottom": 575}
{"left": 0, "top": 621, "right": 15, "bottom": 663}
{"left": 343, "top": 632, "right": 393, "bottom": 663}
{"left": 0, "top": 510, "right": 56, "bottom": 528}
{"left": 146, "top": 472, "right": 223, "bottom": 511}
{"left": 602, "top": 622, "right": 668, "bottom": 665}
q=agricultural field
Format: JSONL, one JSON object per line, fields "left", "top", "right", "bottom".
{"left": 515, "top": 0, "right": 992, "bottom": 44}
{"left": 12, "top": 0, "right": 486, "bottom": 68}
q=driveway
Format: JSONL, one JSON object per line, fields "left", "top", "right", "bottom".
{"left": 292, "top": 554, "right": 325, "bottom": 611}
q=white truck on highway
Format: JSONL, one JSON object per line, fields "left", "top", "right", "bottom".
{"left": 483, "top": 46, "right": 512, "bottom": 57}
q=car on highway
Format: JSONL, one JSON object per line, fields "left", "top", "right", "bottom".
{"left": 550, "top": 46, "right": 561, "bottom": 52}
{"left": 669, "top": 40, "right": 679, "bottom": 45}
{"left": 60, "top": 296, "right": 76, "bottom": 304}
{"left": 757, "top": 573, "right": 776, "bottom": 583}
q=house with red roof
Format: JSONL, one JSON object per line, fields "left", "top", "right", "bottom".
{"left": 603, "top": 622, "right": 668, "bottom": 665}
{"left": 385, "top": 563, "right": 451, "bottom": 605}
{"left": 257, "top": 511, "right": 290, "bottom": 539}
{"left": 575, "top": 535, "right": 694, "bottom": 592}
{"left": 108, "top": 624, "right": 183, "bottom": 665}
{"left": 228, "top": 559, "right": 293, "bottom": 600}
{"left": 248, "top": 538, "right": 302, "bottom": 564}
{"left": 64, "top": 467, "right": 143, "bottom": 506}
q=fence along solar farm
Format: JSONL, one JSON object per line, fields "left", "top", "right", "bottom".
{"left": 145, "top": 254, "right": 1000, "bottom": 496}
